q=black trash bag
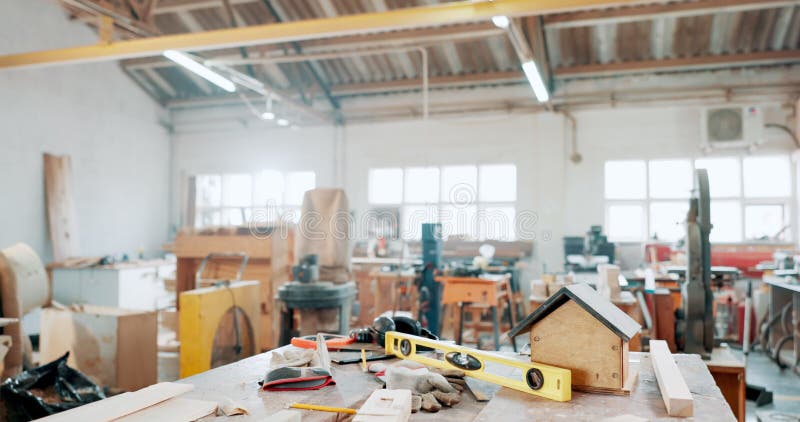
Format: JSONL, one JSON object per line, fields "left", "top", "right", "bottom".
{"left": 1, "top": 352, "right": 106, "bottom": 421}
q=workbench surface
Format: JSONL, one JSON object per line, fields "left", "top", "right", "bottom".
{"left": 179, "top": 348, "right": 735, "bottom": 421}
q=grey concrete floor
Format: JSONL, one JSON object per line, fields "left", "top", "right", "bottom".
{"left": 738, "top": 349, "right": 800, "bottom": 421}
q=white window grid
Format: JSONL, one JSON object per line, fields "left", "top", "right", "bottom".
{"left": 604, "top": 157, "right": 793, "bottom": 243}
{"left": 368, "top": 165, "right": 517, "bottom": 240}
{"left": 194, "top": 171, "right": 315, "bottom": 228}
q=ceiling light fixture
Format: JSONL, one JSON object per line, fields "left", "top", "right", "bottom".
{"left": 163, "top": 50, "right": 236, "bottom": 93}
{"left": 276, "top": 118, "right": 290, "bottom": 126}
{"left": 261, "top": 111, "right": 275, "bottom": 120}
{"left": 521, "top": 60, "right": 549, "bottom": 103}
{"left": 491, "top": 15, "right": 510, "bottom": 29}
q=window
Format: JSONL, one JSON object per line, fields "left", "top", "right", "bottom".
{"left": 368, "top": 164, "right": 517, "bottom": 240}
{"left": 604, "top": 155, "right": 792, "bottom": 243}
{"left": 194, "top": 170, "right": 315, "bottom": 228}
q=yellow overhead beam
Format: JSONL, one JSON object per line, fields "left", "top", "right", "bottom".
{"left": 0, "top": 0, "right": 652, "bottom": 70}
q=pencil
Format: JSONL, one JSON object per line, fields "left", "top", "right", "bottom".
{"left": 361, "top": 348, "right": 368, "bottom": 372}
{"left": 289, "top": 403, "right": 357, "bottom": 415}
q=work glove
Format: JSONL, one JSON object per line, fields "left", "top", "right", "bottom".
{"left": 376, "top": 361, "right": 462, "bottom": 412}
{"left": 269, "top": 348, "right": 320, "bottom": 369}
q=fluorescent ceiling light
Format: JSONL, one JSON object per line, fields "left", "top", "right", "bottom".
{"left": 276, "top": 118, "right": 290, "bottom": 126}
{"left": 491, "top": 15, "right": 510, "bottom": 29}
{"left": 521, "top": 60, "right": 549, "bottom": 103}
{"left": 163, "top": 50, "right": 236, "bottom": 93}
{"left": 261, "top": 111, "right": 275, "bottom": 120}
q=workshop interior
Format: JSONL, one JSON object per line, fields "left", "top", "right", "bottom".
{"left": 0, "top": 0, "right": 799, "bottom": 420}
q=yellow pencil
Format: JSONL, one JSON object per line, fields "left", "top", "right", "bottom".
{"left": 289, "top": 403, "right": 357, "bottom": 415}
{"left": 361, "top": 348, "right": 367, "bottom": 372}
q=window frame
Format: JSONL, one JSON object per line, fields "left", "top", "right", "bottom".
{"left": 369, "top": 164, "right": 518, "bottom": 241}
{"left": 193, "top": 170, "right": 316, "bottom": 228}
{"left": 604, "top": 156, "right": 793, "bottom": 243}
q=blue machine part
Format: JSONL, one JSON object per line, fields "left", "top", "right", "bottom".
{"left": 421, "top": 223, "right": 443, "bottom": 336}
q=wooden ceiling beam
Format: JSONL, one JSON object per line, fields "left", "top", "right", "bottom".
{"left": 1, "top": 0, "right": 658, "bottom": 70}
{"left": 554, "top": 49, "right": 800, "bottom": 77}
{"left": 544, "top": 0, "right": 797, "bottom": 29}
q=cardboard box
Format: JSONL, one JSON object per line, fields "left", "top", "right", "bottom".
{"left": 40, "top": 305, "right": 157, "bottom": 391}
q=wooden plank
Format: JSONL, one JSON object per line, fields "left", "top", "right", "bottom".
{"left": 117, "top": 311, "right": 158, "bottom": 391}
{"left": 43, "top": 153, "right": 79, "bottom": 261}
{"left": 653, "top": 291, "right": 677, "bottom": 352}
{"left": 353, "top": 389, "right": 412, "bottom": 422}
{"left": 116, "top": 397, "right": 218, "bottom": 421}
{"left": 39, "top": 382, "right": 193, "bottom": 421}
{"left": 173, "top": 234, "right": 273, "bottom": 259}
{"left": 650, "top": 340, "right": 694, "bottom": 417}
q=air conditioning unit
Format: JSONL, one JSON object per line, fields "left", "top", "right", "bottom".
{"left": 700, "top": 105, "right": 764, "bottom": 151}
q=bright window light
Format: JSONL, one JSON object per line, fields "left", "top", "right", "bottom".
{"left": 745, "top": 204, "right": 786, "bottom": 240}
{"left": 441, "top": 165, "right": 478, "bottom": 203}
{"left": 479, "top": 164, "right": 516, "bottom": 202}
{"left": 710, "top": 200, "right": 742, "bottom": 242}
{"left": 479, "top": 206, "right": 516, "bottom": 240}
{"left": 695, "top": 157, "right": 740, "bottom": 198}
{"left": 491, "top": 15, "right": 510, "bottom": 29}
{"left": 163, "top": 50, "right": 236, "bottom": 93}
{"left": 277, "top": 118, "right": 290, "bottom": 126}
{"left": 369, "top": 168, "right": 403, "bottom": 204}
{"left": 743, "top": 156, "right": 791, "bottom": 198}
{"left": 254, "top": 170, "right": 284, "bottom": 206}
{"left": 404, "top": 167, "right": 440, "bottom": 203}
{"left": 285, "top": 171, "right": 316, "bottom": 206}
{"left": 649, "top": 160, "right": 692, "bottom": 199}
{"left": 521, "top": 60, "right": 549, "bottom": 103}
{"left": 221, "top": 174, "right": 252, "bottom": 207}
{"left": 261, "top": 111, "right": 275, "bottom": 120}
{"left": 607, "top": 204, "right": 645, "bottom": 241}
{"left": 649, "top": 202, "right": 689, "bottom": 241}
{"left": 605, "top": 161, "right": 646, "bottom": 199}
{"left": 440, "top": 205, "right": 477, "bottom": 239}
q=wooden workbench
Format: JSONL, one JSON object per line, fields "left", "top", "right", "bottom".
{"left": 178, "top": 347, "right": 735, "bottom": 421}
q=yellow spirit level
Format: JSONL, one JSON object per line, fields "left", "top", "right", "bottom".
{"left": 384, "top": 331, "right": 571, "bottom": 402}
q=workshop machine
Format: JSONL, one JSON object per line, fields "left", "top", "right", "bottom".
{"left": 676, "top": 169, "right": 715, "bottom": 358}
{"left": 564, "top": 225, "right": 615, "bottom": 272}
{"left": 419, "top": 223, "right": 443, "bottom": 336}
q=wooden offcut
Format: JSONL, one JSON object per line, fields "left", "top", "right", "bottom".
{"left": 39, "top": 382, "right": 193, "bottom": 421}
{"left": 171, "top": 229, "right": 292, "bottom": 351}
{"left": 179, "top": 281, "right": 260, "bottom": 378}
{"left": 43, "top": 153, "right": 79, "bottom": 261}
{"left": 353, "top": 389, "right": 412, "bottom": 422}
{"left": 651, "top": 340, "right": 694, "bottom": 417}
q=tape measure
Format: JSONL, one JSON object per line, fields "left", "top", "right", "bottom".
{"left": 384, "top": 331, "right": 571, "bottom": 402}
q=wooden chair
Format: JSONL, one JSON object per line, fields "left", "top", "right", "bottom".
{"left": 437, "top": 275, "right": 516, "bottom": 351}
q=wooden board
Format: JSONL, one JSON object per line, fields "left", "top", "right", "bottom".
{"left": 39, "top": 382, "right": 193, "bottom": 421}
{"left": 530, "top": 300, "right": 623, "bottom": 391}
{"left": 43, "top": 153, "right": 79, "bottom": 261}
{"left": 653, "top": 292, "right": 677, "bottom": 352}
{"left": 116, "top": 397, "right": 218, "bottom": 421}
{"left": 650, "top": 340, "right": 693, "bottom": 417}
{"left": 353, "top": 389, "right": 411, "bottom": 422}
{"left": 179, "top": 281, "right": 260, "bottom": 378}
{"left": 173, "top": 234, "right": 273, "bottom": 259}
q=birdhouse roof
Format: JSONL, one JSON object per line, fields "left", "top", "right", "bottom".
{"left": 508, "top": 283, "right": 641, "bottom": 341}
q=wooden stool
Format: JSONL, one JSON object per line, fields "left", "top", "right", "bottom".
{"left": 372, "top": 270, "right": 418, "bottom": 321}
{"left": 437, "top": 275, "right": 516, "bottom": 351}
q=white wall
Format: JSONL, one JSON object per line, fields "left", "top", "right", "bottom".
{"left": 0, "top": 0, "right": 171, "bottom": 261}
{"left": 170, "top": 117, "right": 339, "bottom": 229}
{"left": 172, "top": 101, "right": 798, "bottom": 274}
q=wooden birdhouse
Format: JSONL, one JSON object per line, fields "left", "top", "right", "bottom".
{"left": 508, "top": 283, "right": 641, "bottom": 394}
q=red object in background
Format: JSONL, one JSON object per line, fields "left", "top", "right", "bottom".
{"left": 644, "top": 243, "right": 671, "bottom": 263}
{"left": 710, "top": 250, "right": 774, "bottom": 278}
{"left": 737, "top": 301, "right": 758, "bottom": 344}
